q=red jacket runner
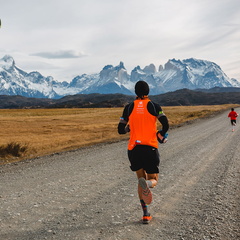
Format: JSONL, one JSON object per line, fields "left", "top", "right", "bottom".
{"left": 228, "top": 111, "right": 238, "bottom": 120}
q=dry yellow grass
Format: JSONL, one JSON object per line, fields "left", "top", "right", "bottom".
{"left": 0, "top": 104, "right": 238, "bottom": 164}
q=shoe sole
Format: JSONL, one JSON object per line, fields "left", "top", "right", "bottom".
{"left": 138, "top": 177, "right": 152, "bottom": 205}
{"left": 142, "top": 215, "right": 152, "bottom": 224}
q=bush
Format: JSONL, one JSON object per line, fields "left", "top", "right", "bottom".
{"left": 0, "top": 142, "right": 28, "bottom": 158}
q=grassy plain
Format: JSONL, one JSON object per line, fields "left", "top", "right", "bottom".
{"left": 0, "top": 104, "right": 238, "bottom": 164}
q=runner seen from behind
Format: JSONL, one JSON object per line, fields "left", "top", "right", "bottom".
{"left": 118, "top": 80, "right": 169, "bottom": 224}
{"left": 228, "top": 108, "right": 238, "bottom": 132}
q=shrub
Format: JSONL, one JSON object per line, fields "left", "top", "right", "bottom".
{"left": 0, "top": 142, "right": 28, "bottom": 158}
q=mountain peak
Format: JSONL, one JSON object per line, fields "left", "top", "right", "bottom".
{"left": 116, "top": 61, "right": 125, "bottom": 70}
{"left": 102, "top": 61, "right": 125, "bottom": 71}
{"left": 2, "top": 55, "right": 14, "bottom": 61}
{"left": 143, "top": 63, "right": 156, "bottom": 75}
{"left": 0, "top": 55, "right": 15, "bottom": 69}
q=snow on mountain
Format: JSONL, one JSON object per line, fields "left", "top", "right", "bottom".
{"left": 0, "top": 55, "right": 16, "bottom": 70}
{"left": 230, "top": 78, "right": 240, "bottom": 87}
{"left": 153, "top": 58, "right": 240, "bottom": 92}
{"left": 81, "top": 62, "right": 133, "bottom": 95}
{"left": 0, "top": 55, "right": 60, "bottom": 98}
{"left": 0, "top": 55, "right": 239, "bottom": 99}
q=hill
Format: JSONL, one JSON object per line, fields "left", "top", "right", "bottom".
{"left": 0, "top": 88, "right": 240, "bottom": 109}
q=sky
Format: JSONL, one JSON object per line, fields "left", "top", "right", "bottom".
{"left": 0, "top": 0, "right": 240, "bottom": 83}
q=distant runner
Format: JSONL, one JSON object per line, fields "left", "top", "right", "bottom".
{"left": 118, "top": 80, "right": 169, "bottom": 224}
{"left": 228, "top": 108, "right": 238, "bottom": 132}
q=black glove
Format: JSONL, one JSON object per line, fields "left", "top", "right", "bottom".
{"left": 125, "top": 125, "right": 130, "bottom": 133}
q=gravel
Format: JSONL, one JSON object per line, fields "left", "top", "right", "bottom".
{"left": 0, "top": 109, "right": 239, "bottom": 240}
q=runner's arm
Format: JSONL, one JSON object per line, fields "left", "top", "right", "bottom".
{"left": 155, "top": 106, "right": 169, "bottom": 136}
{"left": 149, "top": 102, "right": 169, "bottom": 136}
{"left": 158, "top": 114, "right": 169, "bottom": 136}
{"left": 118, "top": 104, "right": 130, "bottom": 134}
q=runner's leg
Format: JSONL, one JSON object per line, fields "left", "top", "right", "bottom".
{"left": 136, "top": 169, "right": 151, "bottom": 222}
{"left": 137, "top": 169, "right": 153, "bottom": 205}
{"left": 146, "top": 173, "right": 159, "bottom": 188}
{"left": 136, "top": 169, "right": 146, "bottom": 199}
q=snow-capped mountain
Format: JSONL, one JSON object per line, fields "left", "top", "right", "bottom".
{"left": 154, "top": 58, "right": 240, "bottom": 93}
{"left": 81, "top": 62, "right": 133, "bottom": 95}
{"left": 0, "top": 55, "right": 239, "bottom": 99}
{"left": 0, "top": 55, "right": 63, "bottom": 98}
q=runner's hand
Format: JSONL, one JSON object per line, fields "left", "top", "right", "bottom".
{"left": 157, "top": 131, "right": 168, "bottom": 144}
{"left": 125, "top": 125, "right": 130, "bottom": 133}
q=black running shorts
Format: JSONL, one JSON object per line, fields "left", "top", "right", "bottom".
{"left": 231, "top": 119, "right": 236, "bottom": 125}
{"left": 128, "top": 145, "right": 160, "bottom": 174}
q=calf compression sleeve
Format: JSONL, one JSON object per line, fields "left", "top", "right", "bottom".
{"left": 140, "top": 199, "right": 150, "bottom": 216}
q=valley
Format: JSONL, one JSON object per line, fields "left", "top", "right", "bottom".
{"left": 0, "top": 104, "right": 238, "bottom": 164}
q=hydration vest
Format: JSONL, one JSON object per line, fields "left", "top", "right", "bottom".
{"left": 128, "top": 98, "right": 158, "bottom": 150}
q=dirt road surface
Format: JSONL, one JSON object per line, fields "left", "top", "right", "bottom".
{"left": 0, "top": 109, "right": 239, "bottom": 240}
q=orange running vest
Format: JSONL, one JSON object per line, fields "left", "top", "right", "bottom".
{"left": 128, "top": 99, "right": 158, "bottom": 150}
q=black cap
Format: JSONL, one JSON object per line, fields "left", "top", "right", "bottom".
{"left": 135, "top": 80, "right": 149, "bottom": 98}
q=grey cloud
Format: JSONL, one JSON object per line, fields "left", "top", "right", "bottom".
{"left": 31, "top": 50, "right": 86, "bottom": 59}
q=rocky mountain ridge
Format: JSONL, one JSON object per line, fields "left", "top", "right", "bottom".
{"left": 0, "top": 55, "right": 239, "bottom": 99}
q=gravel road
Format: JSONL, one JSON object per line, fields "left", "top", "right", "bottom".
{"left": 0, "top": 109, "right": 239, "bottom": 240}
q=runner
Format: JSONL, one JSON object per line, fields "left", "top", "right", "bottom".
{"left": 118, "top": 80, "right": 169, "bottom": 224}
{"left": 228, "top": 108, "right": 238, "bottom": 132}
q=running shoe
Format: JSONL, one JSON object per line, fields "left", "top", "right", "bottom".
{"left": 142, "top": 215, "right": 152, "bottom": 224}
{"left": 138, "top": 177, "right": 152, "bottom": 205}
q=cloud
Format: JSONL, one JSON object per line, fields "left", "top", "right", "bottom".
{"left": 1, "top": 0, "right": 240, "bottom": 81}
{"left": 31, "top": 50, "right": 86, "bottom": 59}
